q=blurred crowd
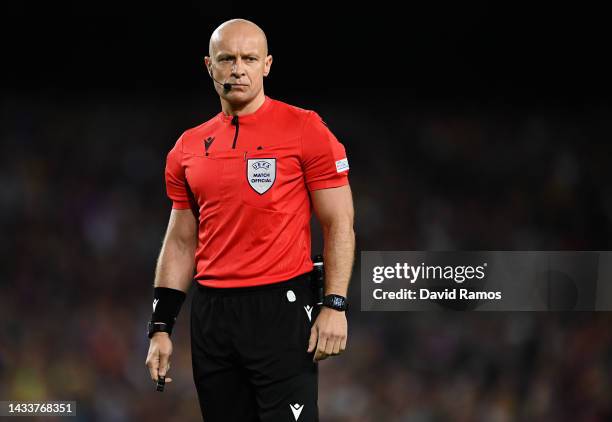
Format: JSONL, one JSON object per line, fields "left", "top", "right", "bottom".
{"left": 1, "top": 94, "right": 611, "bottom": 421}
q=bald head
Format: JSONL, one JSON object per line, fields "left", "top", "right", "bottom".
{"left": 205, "top": 19, "right": 272, "bottom": 107}
{"left": 209, "top": 19, "right": 268, "bottom": 57}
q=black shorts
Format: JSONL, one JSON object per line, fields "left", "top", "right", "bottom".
{"left": 190, "top": 272, "right": 321, "bottom": 422}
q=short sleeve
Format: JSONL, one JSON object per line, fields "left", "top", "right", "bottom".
{"left": 165, "top": 135, "right": 192, "bottom": 209}
{"left": 301, "top": 111, "right": 350, "bottom": 191}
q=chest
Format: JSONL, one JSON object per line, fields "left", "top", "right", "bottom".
{"left": 182, "top": 137, "right": 304, "bottom": 210}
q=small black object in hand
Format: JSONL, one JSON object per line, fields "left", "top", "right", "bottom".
{"left": 156, "top": 375, "right": 166, "bottom": 392}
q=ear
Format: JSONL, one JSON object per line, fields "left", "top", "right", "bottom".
{"left": 204, "top": 56, "right": 213, "bottom": 76}
{"left": 263, "top": 55, "right": 273, "bottom": 77}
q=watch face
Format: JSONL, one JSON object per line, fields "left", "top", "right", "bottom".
{"left": 325, "top": 295, "right": 346, "bottom": 310}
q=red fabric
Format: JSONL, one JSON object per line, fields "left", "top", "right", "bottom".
{"left": 164, "top": 96, "right": 349, "bottom": 287}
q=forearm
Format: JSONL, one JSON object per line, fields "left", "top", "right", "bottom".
{"left": 322, "top": 220, "right": 355, "bottom": 297}
{"left": 154, "top": 236, "right": 196, "bottom": 293}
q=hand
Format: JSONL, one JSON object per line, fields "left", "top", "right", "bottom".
{"left": 145, "top": 332, "right": 174, "bottom": 384}
{"left": 307, "top": 306, "right": 348, "bottom": 362}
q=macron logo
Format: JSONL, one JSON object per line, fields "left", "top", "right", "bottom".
{"left": 152, "top": 298, "right": 159, "bottom": 312}
{"left": 290, "top": 403, "right": 304, "bottom": 420}
{"left": 303, "top": 305, "right": 313, "bottom": 322}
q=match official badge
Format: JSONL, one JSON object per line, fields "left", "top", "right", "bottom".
{"left": 247, "top": 158, "right": 276, "bottom": 194}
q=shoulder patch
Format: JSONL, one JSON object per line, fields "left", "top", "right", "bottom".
{"left": 335, "top": 158, "right": 349, "bottom": 173}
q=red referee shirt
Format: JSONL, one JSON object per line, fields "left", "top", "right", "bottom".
{"left": 165, "top": 95, "right": 350, "bottom": 287}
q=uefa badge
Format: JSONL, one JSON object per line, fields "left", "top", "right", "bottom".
{"left": 247, "top": 158, "right": 276, "bottom": 194}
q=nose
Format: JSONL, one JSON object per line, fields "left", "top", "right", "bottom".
{"left": 231, "top": 58, "right": 246, "bottom": 78}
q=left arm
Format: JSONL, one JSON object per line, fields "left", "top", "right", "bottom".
{"left": 307, "top": 184, "right": 355, "bottom": 361}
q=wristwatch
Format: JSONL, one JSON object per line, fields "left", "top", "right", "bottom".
{"left": 322, "top": 294, "right": 348, "bottom": 312}
{"left": 147, "top": 321, "right": 171, "bottom": 339}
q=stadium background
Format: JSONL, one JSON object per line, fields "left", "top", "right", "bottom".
{"left": 1, "top": 2, "right": 611, "bottom": 421}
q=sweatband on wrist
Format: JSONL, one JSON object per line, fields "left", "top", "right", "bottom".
{"left": 150, "top": 287, "right": 187, "bottom": 333}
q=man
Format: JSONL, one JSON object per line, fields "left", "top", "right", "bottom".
{"left": 145, "top": 18, "right": 355, "bottom": 422}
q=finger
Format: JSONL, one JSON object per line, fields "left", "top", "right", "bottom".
{"left": 315, "top": 349, "right": 328, "bottom": 361}
{"left": 340, "top": 335, "right": 347, "bottom": 352}
{"left": 314, "top": 336, "right": 328, "bottom": 362}
{"left": 158, "top": 353, "right": 170, "bottom": 378}
{"left": 324, "top": 335, "right": 335, "bottom": 356}
{"left": 332, "top": 338, "right": 341, "bottom": 355}
{"left": 307, "top": 327, "right": 318, "bottom": 353}
{"left": 146, "top": 355, "right": 160, "bottom": 382}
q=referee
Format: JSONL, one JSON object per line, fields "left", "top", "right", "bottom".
{"left": 145, "top": 19, "right": 355, "bottom": 422}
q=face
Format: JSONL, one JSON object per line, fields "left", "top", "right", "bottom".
{"left": 205, "top": 24, "right": 272, "bottom": 105}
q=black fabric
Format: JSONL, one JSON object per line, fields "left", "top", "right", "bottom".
{"left": 151, "top": 287, "right": 187, "bottom": 334}
{"left": 190, "top": 272, "right": 320, "bottom": 422}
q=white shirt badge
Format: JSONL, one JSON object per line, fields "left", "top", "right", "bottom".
{"left": 247, "top": 158, "right": 276, "bottom": 194}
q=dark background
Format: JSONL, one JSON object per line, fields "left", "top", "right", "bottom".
{"left": 1, "top": 2, "right": 611, "bottom": 421}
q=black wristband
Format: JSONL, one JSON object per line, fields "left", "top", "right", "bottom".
{"left": 149, "top": 287, "right": 186, "bottom": 338}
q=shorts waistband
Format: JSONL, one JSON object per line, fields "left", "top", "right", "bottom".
{"left": 196, "top": 272, "right": 313, "bottom": 296}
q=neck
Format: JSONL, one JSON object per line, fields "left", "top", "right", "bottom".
{"left": 220, "top": 91, "right": 266, "bottom": 117}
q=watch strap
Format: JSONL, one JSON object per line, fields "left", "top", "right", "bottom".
{"left": 322, "top": 294, "right": 348, "bottom": 311}
{"left": 147, "top": 321, "right": 172, "bottom": 339}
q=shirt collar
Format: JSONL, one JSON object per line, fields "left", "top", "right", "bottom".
{"left": 217, "top": 95, "right": 272, "bottom": 124}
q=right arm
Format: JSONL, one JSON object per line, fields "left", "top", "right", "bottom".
{"left": 154, "top": 208, "right": 198, "bottom": 292}
{"left": 145, "top": 208, "right": 198, "bottom": 385}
